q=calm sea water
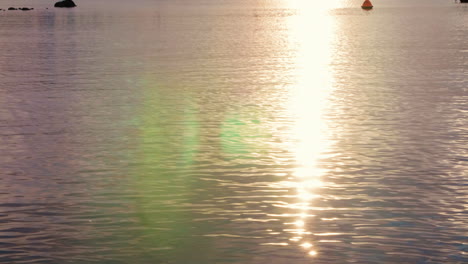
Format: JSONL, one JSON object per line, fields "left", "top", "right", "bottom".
{"left": 0, "top": 0, "right": 467, "bottom": 263}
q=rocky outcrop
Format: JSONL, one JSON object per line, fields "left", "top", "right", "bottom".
{"left": 54, "top": 0, "right": 76, "bottom": 8}
{"left": 6, "top": 7, "right": 33, "bottom": 11}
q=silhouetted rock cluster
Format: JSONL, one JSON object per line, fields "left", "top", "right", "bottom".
{"left": 0, "top": 0, "right": 77, "bottom": 11}
{"left": 6, "top": 7, "right": 34, "bottom": 11}
{"left": 54, "top": 0, "right": 76, "bottom": 8}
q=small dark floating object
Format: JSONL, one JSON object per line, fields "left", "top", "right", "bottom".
{"left": 19, "top": 7, "right": 33, "bottom": 11}
{"left": 54, "top": 0, "right": 77, "bottom": 8}
{"left": 461, "top": 0, "right": 468, "bottom": 3}
{"left": 8, "top": 7, "right": 18, "bottom": 10}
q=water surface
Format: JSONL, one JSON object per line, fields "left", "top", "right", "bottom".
{"left": 0, "top": 0, "right": 467, "bottom": 263}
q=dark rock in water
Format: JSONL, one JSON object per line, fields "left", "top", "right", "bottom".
{"left": 54, "top": 0, "right": 77, "bottom": 8}
{"left": 6, "top": 7, "right": 33, "bottom": 11}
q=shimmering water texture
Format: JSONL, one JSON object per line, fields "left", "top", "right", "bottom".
{"left": 0, "top": 0, "right": 467, "bottom": 263}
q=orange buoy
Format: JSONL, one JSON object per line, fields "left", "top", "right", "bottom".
{"left": 361, "top": 0, "right": 373, "bottom": 9}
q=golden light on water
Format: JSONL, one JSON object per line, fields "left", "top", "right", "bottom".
{"left": 300, "top": 242, "right": 313, "bottom": 249}
{"left": 282, "top": 0, "right": 338, "bottom": 258}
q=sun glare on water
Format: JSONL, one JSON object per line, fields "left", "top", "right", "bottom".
{"left": 280, "top": 0, "right": 338, "bottom": 258}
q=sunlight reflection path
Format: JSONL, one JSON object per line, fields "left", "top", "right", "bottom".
{"left": 281, "top": 1, "right": 337, "bottom": 258}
